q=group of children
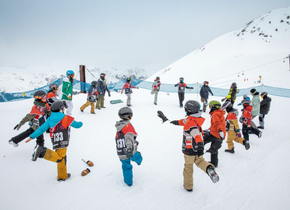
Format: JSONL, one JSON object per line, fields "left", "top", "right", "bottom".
{"left": 7, "top": 72, "right": 272, "bottom": 191}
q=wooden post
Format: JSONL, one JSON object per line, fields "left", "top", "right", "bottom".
{"left": 79, "top": 65, "right": 86, "bottom": 93}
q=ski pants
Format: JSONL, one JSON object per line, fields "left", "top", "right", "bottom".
{"left": 80, "top": 100, "right": 95, "bottom": 113}
{"left": 96, "top": 95, "right": 105, "bottom": 108}
{"left": 42, "top": 147, "right": 68, "bottom": 180}
{"left": 64, "top": 100, "right": 73, "bottom": 116}
{"left": 11, "top": 127, "right": 44, "bottom": 147}
{"left": 242, "top": 124, "right": 261, "bottom": 141}
{"left": 154, "top": 91, "right": 158, "bottom": 104}
{"left": 125, "top": 93, "right": 132, "bottom": 106}
{"left": 178, "top": 92, "right": 185, "bottom": 107}
{"left": 183, "top": 155, "right": 213, "bottom": 190}
{"left": 119, "top": 152, "right": 143, "bottom": 186}
{"left": 203, "top": 134, "right": 222, "bottom": 167}
{"left": 259, "top": 114, "right": 265, "bottom": 127}
{"left": 226, "top": 130, "right": 244, "bottom": 150}
{"left": 201, "top": 97, "right": 208, "bottom": 112}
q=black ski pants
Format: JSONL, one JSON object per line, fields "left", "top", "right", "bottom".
{"left": 203, "top": 134, "right": 222, "bottom": 167}
{"left": 242, "top": 124, "right": 260, "bottom": 141}
{"left": 11, "top": 127, "right": 44, "bottom": 146}
{"left": 178, "top": 93, "right": 185, "bottom": 107}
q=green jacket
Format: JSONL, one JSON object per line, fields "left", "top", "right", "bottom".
{"left": 61, "top": 77, "right": 73, "bottom": 100}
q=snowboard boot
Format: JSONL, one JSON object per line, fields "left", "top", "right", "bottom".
{"left": 184, "top": 186, "right": 193, "bottom": 192}
{"left": 225, "top": 147, "right": 235, "bottom": 154}
{"left": 258, "top": 131, "right": 262, "bottom": 138}
{"left": 8, "top": 140, "right": 19, "bottom": 147}
{"left": 243, "top": 140, "right": 250, "bottom": 150}
{"left": 58, "top": 173, "right": 71, "bottom": 182}
{"left": 206, "top": 165, "right": 219, "bottom": 183}
{"left": 32, "top": 145, "right": 44, "bottom": 161}
{"left": 257, "top": 126, "right": 264, "bottom": 129}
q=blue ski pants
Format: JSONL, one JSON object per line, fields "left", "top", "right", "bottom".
{"left": 120, "top": 152, "right": 143, "bottom": 186}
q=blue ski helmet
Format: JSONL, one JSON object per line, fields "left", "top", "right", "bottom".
{"left": 66, "top": 70, "right": 75, "bottom": 77}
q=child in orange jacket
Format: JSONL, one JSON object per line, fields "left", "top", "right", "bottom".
{"left": 203, "top": 100, "right": 226, "bottom": 167}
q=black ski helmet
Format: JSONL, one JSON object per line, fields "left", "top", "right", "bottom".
{"left": 49, "top": 83, "right": 59, "bottom": 91}
{"left": 156, "top": 76, "right": 160, "bottom": 80}
{"left": 118, "top": 107, "right": 133, "bottom": 120}
{"left": 204, "top": 81, "right": 209, "bottom": 85}
{"left": 91, "top": 81, "right": 97, "bottom": 87}
{"left": 126, "top": 77, "right": 132, "bottom": 82}
{"left": 231, "top": 82, "right": 237, "bottom": 88}
{"left": 261, "top": 92, "right": 268, "bottom": 98}
{"left": 209, "top": 100, "right": 221, "bottom": 110}
{"left": 184, "top": 100, "right": 200, "bottom": 115}
{"left": 180, "top": 77, "right": 184, "bottom": 81}
{"left": 51, "top": 101, "right": 66, "bottom": 112}
{"left": 222, "top": 101, "right": 232, "bottom": 113}
{"left": 33, "top": 90, "right": 46, "bottom": 101}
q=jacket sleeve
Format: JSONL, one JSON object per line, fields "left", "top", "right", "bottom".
{"left": 88, "top": 86, "right": 94, "bottom": 96}
{"left": 226, "top": 88, "right": 233, "bottom": 99}
{"left": 29, "top": 121, "right": 50, "bottom": 139}
{"left": 124, "top": 132, "right": 135, "bottom": 149}
{"left": 19, "top": 113, "right": 37, "bottom": 127}
{"left": 209, "top": 87, "right": 213, "bottom": 95}
{"left": 71, "top": 120, "right": 83, "bottom": 128}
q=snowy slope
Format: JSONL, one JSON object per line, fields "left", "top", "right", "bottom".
{"left": 148, "top": 7, "right": 290, "bottom": 89}
{"left": 1, "top": 90, "right": 290, "bottom": 210}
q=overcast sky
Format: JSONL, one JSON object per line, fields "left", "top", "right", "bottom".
{"left": 0, "top": 0, "right": 289, "bottom": 75}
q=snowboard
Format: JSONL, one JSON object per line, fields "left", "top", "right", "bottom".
{"left": 110, "top": 99, "right": 123, "bottom": 104}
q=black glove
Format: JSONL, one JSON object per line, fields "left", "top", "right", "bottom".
{"left": 170, "top": 120, "right": 179, "bottom": 125}
{"left": 14, "top": 124, "right": 21, "bottom": 130}
{"left": 126, "top": 148, "right": 133, "bottom": 159}
{"left": 108, "top": 91, "right": 111, "bottom": 97}
{"left": 197, "top": 149, "right": 204, "bottom": 157}
{"left": 197, "top": 142, "right": 204, "bottom": 157}
{"left": 191, "top": 87, "right": 194, "bottom": 89}
{"left": 157, "top": 111, "right": 169, "bottom": 123}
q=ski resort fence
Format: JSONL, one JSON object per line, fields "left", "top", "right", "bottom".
{"left": 1, "top": 78, "right": 290, "bottom": 102}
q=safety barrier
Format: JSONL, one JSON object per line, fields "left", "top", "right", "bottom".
{"left": 1, "top": 78, "right": 289, "bottom": 102}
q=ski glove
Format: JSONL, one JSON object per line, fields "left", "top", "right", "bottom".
{"left": 170, "top": 120, "right": 179, "bottom": 125}
{"left": 157, "top": 111, "right": 169, "bottom": 123}
{"left": 237, "top": 132, "right": 242, "bottom": 138}
{"left": 197, "top": 142, "right": 204, "bottom": 157}
{"left": 126, "top": 148, "right": 133, "bottom": 159}
{"left": 14, "top": 124, "right": 21, "bottom": 130}
{"left": 219, "top": 130, "right": 224, "bottom": 139}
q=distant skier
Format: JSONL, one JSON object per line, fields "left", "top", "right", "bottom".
{"left": 174, "top": 77, "right": 194, "bottom": 107}
{"left": 240, "top": 97, "right": 262, "bottom": 142}
{"left": 96, "top": 73, "right": 107, "bottom": 109}
{"left": 8, "top": 90, "right": 48, "bottom": 153}
{"left": 25, "top": 101, "right": 83, "bottom": 181}
{"left": 200, "top": 81, "right": 213, "bottom": 112}
{"left": 250, "top": 88, "right": 260, "bottom": 119}
{"left": 61, "top": 70, "right": 74, "bottom": 116}
{"left": 121, "top": 77, "right": 139, "bottom": 106}
{"left": 115, "top": 107, "right": 143, "bottom": 186}
{"left": 222, "top": 101, "right": 250, "bottom": 154}
{"left": 151, "top": 76, "right": 161, "bottom": 105}
{"left": 221, "top": 82, "right": 238, "bottom": 105}
{"left": 80, "top": 81, "right": 98, "bottom": 114}
{"left": 258, "top": 92, "right": 271, "bottom": 129}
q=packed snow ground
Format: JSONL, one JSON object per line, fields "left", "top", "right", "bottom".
{"left": 1, "top": 89, "right": 290, "bottom": 210}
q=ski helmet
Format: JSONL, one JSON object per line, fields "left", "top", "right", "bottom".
{"left": 209, "top": 100, "right": 221, "bottom": 110}
{"left": 260, "top": 92, "right": 268, "bottom": 98}
{"left": 180, "top": 77, "right": 184, "bottom": 81}
{"left": 91, "top": 81, "right": 97, "bottom": 87}
{"left": 241, "top": 97, "right": 251, "bottom": 105}
{"left": 184, "top": 100, "right": 200, "bottom": 115}
{"left": 231, "top": 82, "right": 237, "bottom": 88}
{"left": 49, "top": 83, "right": 59, "bottom": 91}
{"left": 100, "top": 73, "right": 106, "bottom": 80}
{"left": 118, "top": 107, "right": 133, "bottom": 120}
{"left": 66, "top": 70, "right": 75, "bottom": 77}
{"left": 126, "top": 77, "right": 132, "bottom": 82}
{"left": 204, "top": 81, "right": 209, "bottom": 85}
{"left": 156, "top": 76, "right": 160, "bottom": 80}
{"left": 33, "top": 90, "right": 47, "bottom": 102}
{"left": 51, "top": 101, "right": 66, "bottom": 112}
{"left": 222, "top": 101, "right": 232, "bottom": 113}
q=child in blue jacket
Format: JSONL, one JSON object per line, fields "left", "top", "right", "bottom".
{"left": 26, "top": 101, "right": 83, "bottom": 181}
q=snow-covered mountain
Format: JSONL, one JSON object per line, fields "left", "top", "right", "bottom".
{"left": 148, "top": 7, "right": 290, "bottom": 89}
{"left": 0, "top": 65, "right": 147, "bottom": 92}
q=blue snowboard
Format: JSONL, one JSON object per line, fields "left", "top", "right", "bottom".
{"left": 110, "top": 99, "right": 123, "bottom": 104}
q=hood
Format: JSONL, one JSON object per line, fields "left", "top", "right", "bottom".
{"left": 115, "top": 120, "right": 130, "bottom": 132}
{"left": 210, "top": 109, "right": 226, "bottom": 116}
{"left": 244, "top": 104, "right": 253, "bottom": 111}
{"left": 188, "top": 112, "right": 205, "bottom": 127}
{"left": 48, "top": 112, "right": 66, "bottom": 127}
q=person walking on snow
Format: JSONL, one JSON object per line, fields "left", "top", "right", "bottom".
{"left": 258, "top": 92, "right": 271, "bottom": 129}
{"left": 200, "top": 81, "right": 213, "bottom": 112}
{"left": 8, "top": 90, "right": 49, "bottom": 154}
{"left": 174, "top": 77, "right": 194, "bottom": 107}
{"left": 115, "top": 107, "right": 143, "bottom": 186}
{"left": 25, "top": 101, "right": 83, "bottom": 181}
{"left": 203, "top": 100, "right": 226, "bottom": 168}
{"left": 222, "top": 101, "right": 250, "bottom": 154}
{"left": 151, "top": 76, "right": 161, "bottom": 105}
{"left": 240, "top": 98, "right": 262, "bottom": 143}
{"left": 61, "top": 70, "right": 74, "bottom": 116}
{"left": 249, "top": 88, "right": 260, "bottom": 119}
{"left": 96, "top": 73, "right": 107, "bottom": 109}
{"left": 121, "top": 77, "right": 139, "bottom": 106}
{"left": 160, "top": 100, "right": 219, "bottom": 191}
{"left": 221, "top": 82, "right": 238, "bottom": 105}
{"left": 80, "top": 81, "right": 98, "bottom": 114}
